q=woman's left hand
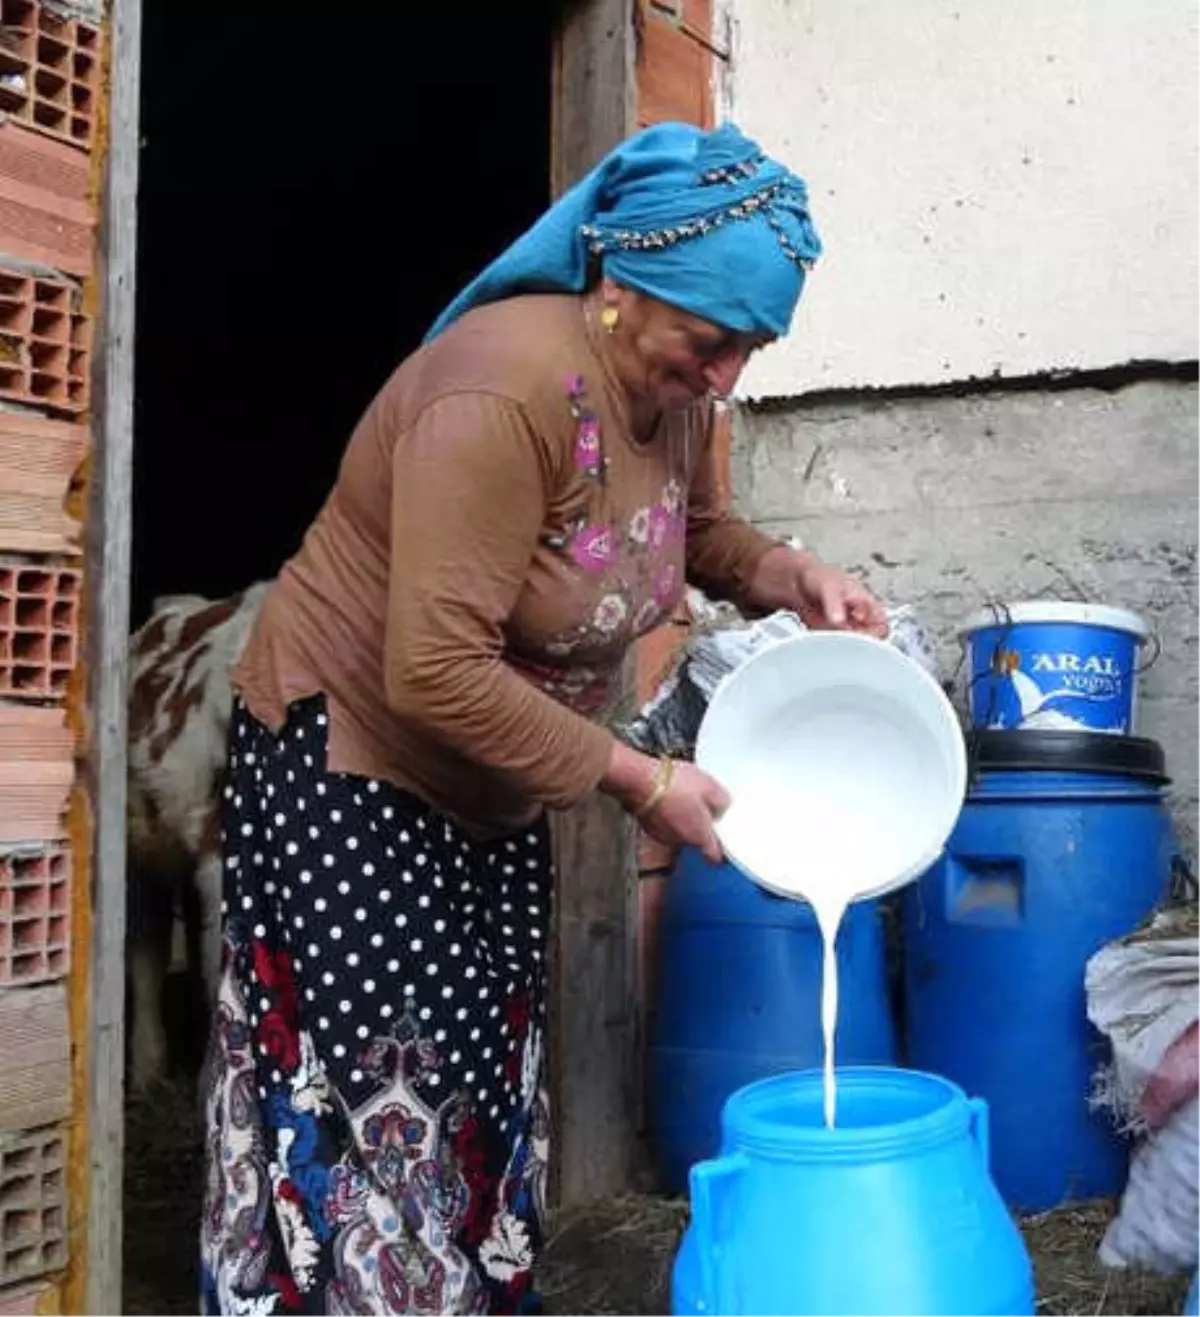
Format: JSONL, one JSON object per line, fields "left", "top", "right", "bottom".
{"left": 747, "top": 544, "right": 889, "bottom": 637}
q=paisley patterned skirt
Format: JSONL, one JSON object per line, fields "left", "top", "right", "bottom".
{"left": 201, "top": 696, "right": 552, "bottom": 1315}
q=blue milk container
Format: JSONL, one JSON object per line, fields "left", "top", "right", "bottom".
{"left": 673, "top": 1067, "right": 1035, "bottom": 1315}
{"left": 903, "top": 729, "right": 1176, "bottom": 1209}
{"left": 650, "top": 848, "right": 898, "bottom": 1192}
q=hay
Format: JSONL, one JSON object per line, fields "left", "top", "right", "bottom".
{"left": 539, "top": 1194, "right": 1195, "bottom": 1316}
{"left": 124, "top": 1075, "right": 203, "bottom": 1315}
{"left": 1023, "top": 1199, "right": 1191, "bottom": 1316}
{"left": 540, "top": 1195, "right": 688, "bottom": 1315}
{"left": 119, "top": 1045, "right": 1194, "bottom": 1317}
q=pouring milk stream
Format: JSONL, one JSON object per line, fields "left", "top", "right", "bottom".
{"left": 773, "top": 807, "right": 902, "bottom": 1126}
{"left": 811, "top": 861, "right": 901, "bottom": 1125}
{"left": 710, "top": 766, "right": 934, "bottom": 1126}
{"left": 693, "top": 630, "right": 967, "bottom": 1129}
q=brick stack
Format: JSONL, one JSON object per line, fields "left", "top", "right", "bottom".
{"left": 0, "top": 0, "right": 100, "bottom": 1301}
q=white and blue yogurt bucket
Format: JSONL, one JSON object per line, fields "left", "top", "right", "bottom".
{"left": 960, "top": 601, "right": 1151, "bottom": 735}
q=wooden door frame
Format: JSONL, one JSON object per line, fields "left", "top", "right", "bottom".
{"left": 547, "top": 0, "right": 642, "bottom": 1209}
{"left": 85, "top": 0, "right": 141, "bottom": 1308}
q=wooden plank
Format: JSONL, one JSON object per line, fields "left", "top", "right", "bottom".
{"left": 548, "top": 782, "right": 640, "bottom": 1203}
{"left": 711, "top": 399, "right": 733, "bottom": 500}
{"left": 645, "top": 0, "right": 713, "bottom": 41}
{"left": 551, "top": 0, "right": 636, "bottom": 196}
{"left": 637, "top": 11, "right": 712, "bottom": 127}
{"left": 82, "top": 0, "right": 141, "bottom": 1308}
{"left": 548, "top": 0, "right": 639, "bottom": 1210}
{"left": 635, "top": 616, "right": 687, "bottom": 706}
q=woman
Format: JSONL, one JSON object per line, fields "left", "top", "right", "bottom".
{"left": 201, "top": 121, "right": 886, "bottom": 1315}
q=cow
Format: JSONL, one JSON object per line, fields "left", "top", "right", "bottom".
{"left": 126, "top": 581, "right": 271, "bottom": 1089}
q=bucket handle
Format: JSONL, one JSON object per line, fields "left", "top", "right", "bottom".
{"left": 1135, "top": 630, "right": 1162, "bottom": 675}
{"left": 968, "top": 1096, "right": 991, "bottom": 1171}
{"left": 689, "top": 1152, "right": 749, "bottom": 1313}
{"left": 1170, "top": 853, "right": 1197, "bottom": 904}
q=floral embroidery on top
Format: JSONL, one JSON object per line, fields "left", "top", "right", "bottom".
{"left": 653, "top": 561, "right": 681, "bottom": 608}
{"left": 514, "top": 658, "right": 611, "bottom": 718}
{"left": 592, "top": 593, "right": 628, "bottom": 634}
{"left": 647, "top": 504, "right": 674, "bottom": 551}
{"left": 570, "top": 524, "right": 617, "bottom": 574}
{"left": 521, "top": 372, "right": 692, "bottom": 716}
{"left": 574, "top": 415, "right": 601, "bottom": 477}
{"left": 567, "top": 372, "right": 605, "bottom": 483}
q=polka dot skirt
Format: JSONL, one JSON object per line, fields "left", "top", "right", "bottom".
{"left": 200, "top": 696, "right": 552, "bottom": 1316}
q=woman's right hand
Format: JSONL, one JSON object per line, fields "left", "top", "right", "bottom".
{"left": 638, "top": 760, "right": 731, "bottom": 863}
{"left": 601, "top": 741, "right": 730, "bottom": 863}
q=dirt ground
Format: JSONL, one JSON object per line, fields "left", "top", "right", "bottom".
{"left": 124, "top": 1065, "right": 1192, "bottom": 1317}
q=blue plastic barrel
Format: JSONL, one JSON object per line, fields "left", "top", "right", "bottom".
{"left": 1182, "top": 1270, "right": 1198, "bottom": 1316}
{"left": 903, "top": 730, "right": 1175, "bottom": 1210}
{"left": 673, "top": 1067, "right": 1035, "bottom": 1315}
{"left": 650, "top": 848, "right": 897, "bottom": 1192}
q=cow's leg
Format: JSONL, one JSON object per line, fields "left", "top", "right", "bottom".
{"left": 191, "top": 850, "right": 226, "bottom": 1118}
{"left": 193, "top": 847, "right": 225, "bottom": 1006}
{"left": 127, "top": 868, "right": 175, "bottom": 1090}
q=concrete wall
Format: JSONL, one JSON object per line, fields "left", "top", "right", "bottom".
{"left": 716, "top": 0, "right": 1199, "bottom": 859}
{"left": 720, "top": 0, "right": 1199, "bottom": 397}
{"left": 730, "top": 375, "right": 1199, "bottom": 855}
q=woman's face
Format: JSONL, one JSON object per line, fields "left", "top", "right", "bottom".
{"left": 607, "top": 283, "right": 775, "bottom": 411}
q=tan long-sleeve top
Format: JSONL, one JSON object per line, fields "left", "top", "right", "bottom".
{"left": 231, "top": 294, "right": 777, "bottom": 834}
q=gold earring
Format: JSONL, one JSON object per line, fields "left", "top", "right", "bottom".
{"left": 600, "top": 305, "right": 619, "bottom": 334}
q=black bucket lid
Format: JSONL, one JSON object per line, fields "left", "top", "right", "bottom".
{"left": 967, "top": 729, "right": 1169, "bottom": 784}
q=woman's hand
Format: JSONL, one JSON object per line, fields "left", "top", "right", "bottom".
{"left": 748, "top": 544, "right": 889, "bottom": 637}
{"left": 601, "top": 742, "right": 730, "bottom": 863}
{"left": 638, "top": 760, "right": 730, "bottom": 863}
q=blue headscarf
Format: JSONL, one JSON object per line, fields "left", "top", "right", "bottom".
{"left": 424, "top": 121, "right": 822, "bottom": 342}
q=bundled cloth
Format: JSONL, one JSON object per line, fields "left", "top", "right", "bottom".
{"left": 1085, "top": 903, "right": 1199, "bottom": 1273}
{"left": 619, "top": 596, "right": 940, "bottom": 759}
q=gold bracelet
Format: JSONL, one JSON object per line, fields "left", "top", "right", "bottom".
{"left": 634, "top": 755, "right": 676, "bottom": 819}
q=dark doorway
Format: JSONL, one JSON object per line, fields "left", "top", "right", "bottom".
{"left": 125, "top": 6, "right": 560, "bottom": 1310}
{"left": 132, "top": 1, "right": 559, "bottom": 624}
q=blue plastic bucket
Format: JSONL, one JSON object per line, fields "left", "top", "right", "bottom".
{"left": 960, "top": 601, "right": 1150, "bottom": 735}
{"left": 672, "top": 1067, "right": 1035, "bottom": 1315}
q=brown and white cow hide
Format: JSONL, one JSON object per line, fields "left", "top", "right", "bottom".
{"left": 126, "top": 580, "right": 270, "bottom": 1088}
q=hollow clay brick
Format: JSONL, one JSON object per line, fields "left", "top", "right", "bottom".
{"left": 0, "top": 2, "right": 100, "bottom": 155}
{"left": 0, "top": 1122, "right": 67, "bottom": 1285}
{"left": 0, "top": 562, "right": 79, "bottom": 697}
{"left": 0, "top": 847, "right": 69, "bottom": 985}
{"left": 0, "top": 267, "right": 90, "bottom": 417}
